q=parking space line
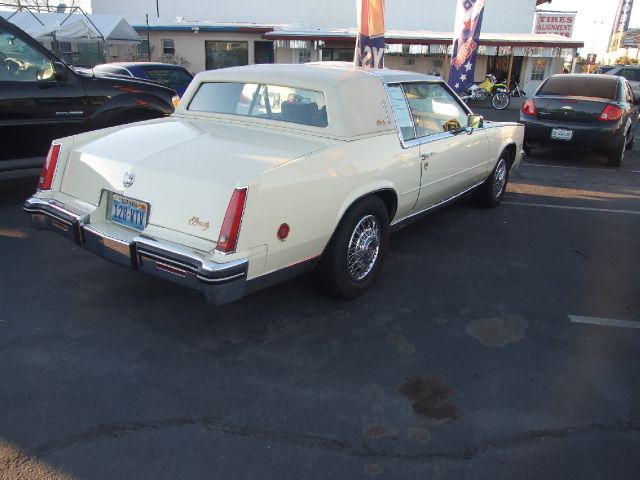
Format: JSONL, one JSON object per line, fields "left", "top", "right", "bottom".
{"left": 569, "top": 315, "right": 640, "bottom": 330}
{"left": 503, "top": 201, "right": 640, "bottom": 216}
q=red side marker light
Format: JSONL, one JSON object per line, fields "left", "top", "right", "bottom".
{"left": 38, "top": 143, "right": 61, "bottom": 191}
{"left": 216, "top": 188, "right": 247, "bottom": 253}
{"left": 277, "top": 223, "right": 290, "bottom": 241}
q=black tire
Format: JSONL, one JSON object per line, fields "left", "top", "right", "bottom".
{"left": 492, "top": 92, "right": 510, "bottom": 110}
{"left": 476, "top": 151, "right": 510, "bottom": 208}
{"left": 317, "top": 196, "right": 390, "bottom": 299}
{"left": 626, "top": 132, "right": 634, "bottom": 150}
{"left": 607, "top": 136, "right": 625, "bottom": 167}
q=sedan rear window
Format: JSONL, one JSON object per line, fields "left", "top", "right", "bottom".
{"left": 187, "top": 82, "right": 328, "bottom": 127}
{"left": 538, "top": 76, "right": 618, "bottom": 100}
{"left": 145, "top": 68, "right": 193, "bottom": 89}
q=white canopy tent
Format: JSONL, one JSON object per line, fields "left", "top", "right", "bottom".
{"left": 0, "top": 10, "right": 141, "bottom": 44}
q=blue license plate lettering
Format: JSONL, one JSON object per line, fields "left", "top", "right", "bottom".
{"left": 110, "top": 194, "right": 148, "bottom": 231}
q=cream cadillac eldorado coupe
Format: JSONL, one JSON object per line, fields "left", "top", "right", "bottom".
{"left": 24, "top": 62, "right": 524, "bottom": 305}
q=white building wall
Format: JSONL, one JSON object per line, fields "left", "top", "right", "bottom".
{"left": 91, "top": 0, "right": 538, "bottom": 34}
{"left": 142, "top": 31, "right": 261, "bottom": 73}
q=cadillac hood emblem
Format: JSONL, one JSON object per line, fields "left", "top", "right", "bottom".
{"left": 122, "top": 171, "right": 135, "bottom": 188}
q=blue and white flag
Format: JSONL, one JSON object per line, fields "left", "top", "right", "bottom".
{"left": 448, "top": 0, "right": 485, "bottom": 93}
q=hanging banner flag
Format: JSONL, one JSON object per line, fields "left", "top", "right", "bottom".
{"left": 448, "top": 0, "right": 485, "bottom": 93}
{"left": 354, "top": 0, "right": 385, "bottom": 69}
{"left": 611, "top": 0, "right": 634, "bottom": 35}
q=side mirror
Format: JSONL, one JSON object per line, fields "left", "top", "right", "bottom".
{"left": 37, "top": 61, "right": 67, "bottom": 82}
{"left": 468, "top": 114, "right": 484, "bottom": 129}
{"left": 53, "top": 61, "right": 68, "bottom": 81}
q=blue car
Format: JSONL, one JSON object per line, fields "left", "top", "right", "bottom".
{"left": 92, "top": 62, "right": 194, "bottom": 96}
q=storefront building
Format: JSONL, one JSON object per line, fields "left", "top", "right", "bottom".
{"left": 91, "top": 0, "right": 582, "bottom": 94}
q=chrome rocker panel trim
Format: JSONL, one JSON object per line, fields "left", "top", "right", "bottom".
{"left": 23, "top": 197, "right": 249, "bottom": 305}
{"left": 390, "top": 181, "right": 484, "bottom": 233}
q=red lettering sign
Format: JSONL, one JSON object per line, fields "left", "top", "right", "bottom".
{"left": 452, "top": 38, "right": 478, "bottom": 69}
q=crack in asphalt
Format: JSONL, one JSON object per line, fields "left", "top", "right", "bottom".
{"left": 28, "top": 417, "right": 640, "bottom": 463}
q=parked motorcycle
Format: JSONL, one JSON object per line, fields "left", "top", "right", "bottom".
{"left": 459, "top": 74, "right": 510, "bottom": 110}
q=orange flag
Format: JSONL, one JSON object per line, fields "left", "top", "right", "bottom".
{"left": 354, "top": 0, "right": 385, "bottom": 68}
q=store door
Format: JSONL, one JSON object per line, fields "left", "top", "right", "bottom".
{"left": 254, "top": 41, "right": 274, "bottom": 64}
{"left": 525, "top": 58, "right": 549, "bottom": 94}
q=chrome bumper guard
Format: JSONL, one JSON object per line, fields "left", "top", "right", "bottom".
{"left": 23, "top": 197, "right": 248, "bottom": 305}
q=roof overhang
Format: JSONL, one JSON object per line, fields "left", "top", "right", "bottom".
{"left": 132, "top": 21, "right": 273, "bottom": 34}
{"left": 265, "top": 29, "right": 584, "bottom": 49}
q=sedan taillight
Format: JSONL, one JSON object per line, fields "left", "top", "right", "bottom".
{"left": 216, "top": 188, "right": 247, "bottom": 254}
{"left": 598, "top": 104, "right": 623, "bottom": 121}
{"left": 38, "top": 143, "right": 61, "bottom": 191}
{"left": 521, "top": 99, "right": 538, "bottom": 116}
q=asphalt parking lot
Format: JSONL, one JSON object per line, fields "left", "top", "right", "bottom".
{"left": 1, "top": 109, "right": 639, "bottom": 479}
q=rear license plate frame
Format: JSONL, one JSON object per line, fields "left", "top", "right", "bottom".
{"left": 550, "top": 128, "right": 574, "bottom": 141}
{"left": 109, "top": 193, "right": 149, "bottom": 232}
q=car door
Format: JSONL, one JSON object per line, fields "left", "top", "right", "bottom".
{"left": 0, "top": 22, "right": 88, "bottom": 161}
{"left": 396, "top": 82, "right": 490, "bottom": 210}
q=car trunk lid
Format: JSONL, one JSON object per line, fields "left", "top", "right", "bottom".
{"left": 534, "top": 96, "right": 612, "bottom": 124}
{"left": 60, "top": 117, "right": 333, "bottom": 240}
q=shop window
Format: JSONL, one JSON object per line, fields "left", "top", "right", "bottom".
{"left": 531, "top": 59, "right": 547, "bottom": 81}
{"left": 321, "top": 48, "right": 354, "bottom": 62}
{"left": 137, "top": 40, "right": 150, "bottom": 57}
{"left": 162, "top": 39, "right": 175, "bottom": 55}
{"left": 297, "top": 49, "right": 311, "bottom": 64}
{"left": 205, "top": 41, "right": 248, "bottom": 70}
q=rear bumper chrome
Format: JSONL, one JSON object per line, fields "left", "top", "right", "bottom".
{"left": 24, "top": 197, "right": 248, "bottom": 305}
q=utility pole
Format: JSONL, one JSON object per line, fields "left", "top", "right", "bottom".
{"left": 146, "top": 14, "right": 151, "bottom": 62}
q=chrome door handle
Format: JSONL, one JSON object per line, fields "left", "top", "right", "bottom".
{"left": 421, "top": 153, "right": 433, "bottom": 160}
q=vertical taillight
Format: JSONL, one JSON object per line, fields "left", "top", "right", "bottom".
{"left": 216, "top": 188, "right": 247, "bottom": 253}
{"left": 38, "top": 143, "right": 61, "bottom": 191}
{"left": 521, "top": 99, "right": 538, "bottom": 116}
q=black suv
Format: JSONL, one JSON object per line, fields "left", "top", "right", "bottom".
{"left": 0, "top": 16, "right": 178, "bottom": 170}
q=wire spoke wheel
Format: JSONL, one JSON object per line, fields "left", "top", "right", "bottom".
{"left": 317, "top": 196, "right": 389, "bottom": 299}
{"left": 346, "top": 215, "right": 381, "bottom": 282}
{"left": 492, "top": 92, "right": 510, "bottom": 110}
{"left": 493, "top": 158, "right": 508, "bottom": 198}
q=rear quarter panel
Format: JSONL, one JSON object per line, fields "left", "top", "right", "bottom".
{"left": 483, "top": 122, "right": 525, "bottom": 168}
{"left": 237, "top": 132, "right": 421, "bottom": 277}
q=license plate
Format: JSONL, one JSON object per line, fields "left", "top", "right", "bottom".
{"left": 551, "top": 128, "right": 574, "bottom": 141}
{"left": 110, "top": 193, "right": 148, "bottom": 231}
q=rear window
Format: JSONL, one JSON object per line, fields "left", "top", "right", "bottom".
{"left": 621, "top": 68, "right": 640, "bottom": 82}
{"left": 538, "top": 76, "right": 618, "bottom": 100}
{"left": 187, "top": 82, "right": 328, "bottom": 127}
{"left": 145, "top": 67, "right": 193, "bottom": 88}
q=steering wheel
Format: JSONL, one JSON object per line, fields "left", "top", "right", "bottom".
{"left": 1, "top": 52, "right": 22, "bottom": 79}
{"left": 4, "top": 57, "right": 20, "bottom": 74}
